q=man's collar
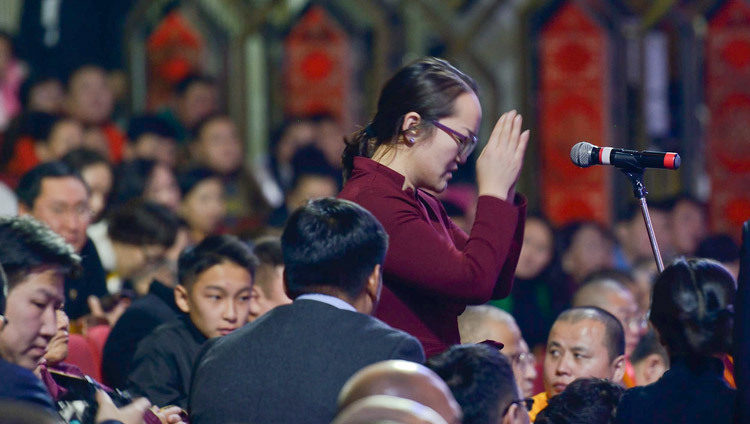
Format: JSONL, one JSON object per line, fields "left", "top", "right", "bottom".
{"left": 295, "top": 293, "right": 357, "bottom": 312}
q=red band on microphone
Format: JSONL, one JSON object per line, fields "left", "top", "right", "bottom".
{"left": 664, "top": 153, "right": 677, "bottom": 169}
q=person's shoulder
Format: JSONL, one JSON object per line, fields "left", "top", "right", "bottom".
{"left": 136, "top": 318, "right": 188, "bottom": 351}
{"left": 0, "top": 358, "right": 56, "bottom": 410}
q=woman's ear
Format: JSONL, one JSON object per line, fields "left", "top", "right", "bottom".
{"left": 401, "top": 112, "right": 422, "bottom": 133}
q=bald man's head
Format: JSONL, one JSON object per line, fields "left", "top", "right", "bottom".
{"left": 338, "top": 360, "right": 462, "bottom": 424}
{"left": 572, "top": 275, "right": 645, "bottom": 356}
{"left": 459, "top": 306, "right": 521, "bottom": 350}
{"left": 332, "top": 395, "right": 448, "bottom": 424}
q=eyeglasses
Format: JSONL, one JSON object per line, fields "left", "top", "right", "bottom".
{"left": 503, "top": 398, "right": 534, "bottom": 416}
{"left": 430, "top": 120, "right": 478, "bottom": 159}
{"left": 624, "top": 315, "right": 649, "bottom": 332}
{"left": 509, "top": 351, "right": 535, "bottom": 369}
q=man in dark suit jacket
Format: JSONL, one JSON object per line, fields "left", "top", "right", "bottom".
{"left": 189, "top": 197, "right": 425, "bottom": 424}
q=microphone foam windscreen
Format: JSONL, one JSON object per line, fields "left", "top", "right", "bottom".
{"left": 570, "top": 142, "right": 594, "bottom": 167}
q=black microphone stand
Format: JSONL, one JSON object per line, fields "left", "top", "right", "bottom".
{"left": 618, "top": 166, "right": 664, "bottom": 272}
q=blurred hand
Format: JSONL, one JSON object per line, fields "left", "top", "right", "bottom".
{"left": 151, "top": 405, "right": 188, "bottom": 424}
{"left": 88, "top": 295, "right": 130, "bottom": 327}
{"left": 476, "top": 110, "right": 530, "bottom": 201}
{"left": 95, "top": 390, "right": 150, "bottom": 424}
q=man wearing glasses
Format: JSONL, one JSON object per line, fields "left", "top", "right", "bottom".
{"left": 17, "top": 161, "right": 108, "bottom": 321}
{"left": 428, "top": 343, "right": 531, "bottom": 424}
{"left": 459, "top": 305, "right": 539, "bottom": 397}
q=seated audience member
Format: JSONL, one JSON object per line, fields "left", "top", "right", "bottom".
{"left": 668, "top": 194, "right": 708, "bottom": 257}
{"left": 267, "top": 168, "right": 340, "bottom": 229}
{"left": 572, "top": 270, "right": 647, "bottom": 387}
{"left": 177, "top": 167, "right": 226, "bottom": 244}
{"left": 187, "top": 114, "right": 271, "bottom": 236}
{"left": 107, "top": 200, "right": 180, "bottom": 296}
{"left": 559, "top": 220, "right": 615, "bottom": 285}
{"left": 428, "top": 344, "right": 532, "bottom": 424}
{"left": 0, "top": 217, "right": 157, "bottom": 424}
{"left": 615, "top": 258, "right": 736, "bottom": 424}
{"left": 4, "top": 112, "right": 84, "bottom": 180}
{"left": 63, "top": 64, "right": 126, "bottom": 163}
{"left": 102, "top": 257, "right": 185, "bottom": 389}
{"left": 127, "top": 235, "right": 257, "bottom": 409}
{"left": 158, "top": 74, "right": 218, "bottom": 144}
{"left": 189, "top": 198, "right": 425, "bottom": 424}
{"left": 62, "top": 148, "right": 113, "bottom": 223}
{"left": 18, "top": 73, "right": 64, "bottom": 114}
{"left": 497, "top": 216, "right": 569, "bottom": 352}
{"left": 262, "top": 117, "right": 316, "bottom": 203}
{"left": 528, "top": 307, "right": 625, "bottom": 421}
{"left": 614, "top": 202, "right": 672, "bottom": 271}
{"left": 696, "top": 234, "right": 740, "bottom": 280}
{"left": 459, "top": 306, "right": 537, "bottom": 398}
{"left": 125, "top": 114, "right": 178, "bottom": 168}
{"left": 629, "top": 331, "right": 668, "bottom": 387}
{"left": 247, "top": 236, "right": 291, "bottom": 322}
{"left": 332, "top": 395, "right": 449, "bottom": 424}
{"left": 113, "top": 159, "right": 181, "bottom": 212}
{"left": 0, "top": 217, "right": 75, "bottom": 412}
{"left": 338, "top": 360, "right": 461, "bottom": 424}
{"left": 17, "top": 162, "right": 107, "bottom": 320}
{"left": 38, "top": 308, "right": 185, "bottom": 424}
{"left": 535, "top": 378, "right": 623, "bottom": 424}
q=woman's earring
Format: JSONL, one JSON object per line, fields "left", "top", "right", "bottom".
{"left": 408, "top": 137, "right": 415, "bottom": 144}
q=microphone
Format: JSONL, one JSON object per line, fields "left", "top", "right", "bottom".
{"left": 570, "top": 142, "right": 680, "bottom": 170}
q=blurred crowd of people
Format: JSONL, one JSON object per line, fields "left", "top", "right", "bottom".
{"left": 0, "top": 6, "right": 745, "bottom": 424}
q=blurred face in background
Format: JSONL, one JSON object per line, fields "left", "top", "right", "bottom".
{"left": 34, "top": 119, "right": 84, "bottom": 164}
{"left": 248, "top": 264, "right": 291, "bottom": 322}
{"left": 28, "top": 79, "right": 65, "bottom": 114}
{"left": 79, "top": 162, "right": 112, "bottom": 222}
{"left": 65, "top": 66, "right": 114, "bottom": 125}
{"left": 193, "top": 117, "right": 243, "bottom": 175}
{"left": 516, "top": 218, "right": 554, "bottom": 279}
{"left": 671, "top": 200, "right": 707, "bottom": 255}
{"left": 132, "top": 134, "right": 177, "bottom": 169}
{"left": 44, "top": 309, "right": 70, "bottom": 366}
{"left": 180, "top": 177, "right": 226, "bottom": 241}
{"left": 563, "top": 224, "right": 614, "bottom": 283}
{"left": 21, "top": 177, "right": 90, "bottom": 252}
{"left": 144, "top": 164, "right": 181, "bottom": 212}
{"left": 177, "top": 82, "right": 218, "bottom": 128}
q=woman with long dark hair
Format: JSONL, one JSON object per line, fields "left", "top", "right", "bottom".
{"left": 615, "top": 258, "right": 736, "bottom": 423}
{"left": 338, "top": 57, "right": 529, "bottom": 356}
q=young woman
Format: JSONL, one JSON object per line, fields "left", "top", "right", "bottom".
{"left": 338, "top": 57, "right": 529, "bottom": 356}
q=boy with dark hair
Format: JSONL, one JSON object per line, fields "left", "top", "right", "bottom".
{"left": 126, "top": 234, "right": 257, "bottom": 408}
{"left": 190, "top": 197, "right": 424, "bottom": 424}
{"left": 428, "top": 344, "right": 531, "bottom": 424}
{"left": 535, "top": 378, "right": 623, "bottom": 424}
{"left": 17, "top": 161, "right": 108, "bottom": 320}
